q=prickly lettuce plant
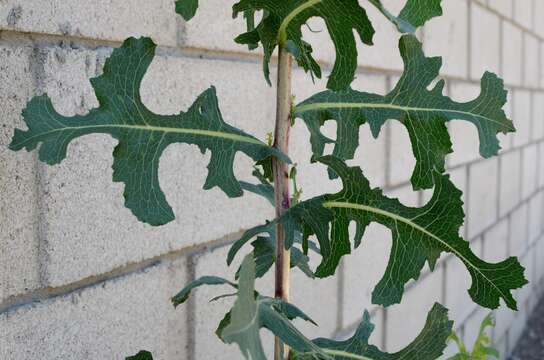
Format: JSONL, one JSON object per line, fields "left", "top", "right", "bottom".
{"left": 448, "top": 313, "right": 500, "bottom": 360}
{"left": 9, "top": 0, "right": 527, "bottom": 359}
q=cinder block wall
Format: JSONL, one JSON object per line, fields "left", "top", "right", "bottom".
{"left": 1, "top": 0, "right": 543, "bottom": 359}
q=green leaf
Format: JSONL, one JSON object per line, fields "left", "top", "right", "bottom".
{"left": 470, "top": 313, "right": 499, "bottom": 359}
{"left": 234, "top": 156, "right": 527, "bottom": 310}
{"left": 172, "top": 276, "right": 237, "bottom": 307}
{"left": 293, "top": 303, "right": 452, "bottom": 360}
{"left": 174, "top": 255, "right": 455, "bottom": 360}
{"left": 368, "top": 0, "right": 443, "bottom": 33}
{"left": 232, "top": 0, "right": 375, "bottom": 90}
{"left": 9, "top": 37, "right": 288, "bottom": 226}
{"left": 448, "top": 332, "right": 468, "bottom": 357}
{"left": 176, "top": 1, "right": 442, "bottom": 90}
{"left": 228, "top": 212, "right": 320, "bottom": 280}
{"left": 448, "top": 313, "right": 499, "bottom": 360}
{"left": 295, "top": 34, "right": 514, "bottom": 190}
{"left": 234, "top": 234, "right": 315, "bottom": 280}
{"left": 179, "top": 255, "right": 325, "bottom": 360}
{"left": 175, "top": 0, "right": 199, "bottom": 20}
{"left": 239, "top": 167, "right": 275, "bottom": 206}
{"left": 397, "top": 0, "right": 443, "bottom": 30}
{"left": 240, "top": 181, "right": 275, "bottom": 205}
{"left": 126, "top": 351, "right": 153, "bottom": 360}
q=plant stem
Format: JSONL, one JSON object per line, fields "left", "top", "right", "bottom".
{"left": 272, "top": 45, "right": 293, "bottom": 360}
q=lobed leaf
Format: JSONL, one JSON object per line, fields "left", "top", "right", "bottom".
{"left": 9, "top": 37, "right": 288, "bottom": 226}
{"left": 233, "top": 157, "right": 527, "bottom": 309}
{"left": 232, "top": 0, "right": 374, "bottom": 90}
{"left": 221, "top": 256, "right": 324, "bottom": 359}
{"left": 295, "top": 34, "right": 514, "bottom": 190}
{"left": 173, "top": 255, "right": 324, "bottom": 359}
{"left": 293, "top": 303, "right": 452, "bottom": 360}
{"left": 175, "top": 255, "right": 454, "bottom": 360}
{"left": 176, "top": 0, "right": 443, "bottom": 90}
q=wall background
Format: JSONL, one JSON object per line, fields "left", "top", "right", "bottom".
{"left": 1, "top": 0, "right": 544, "bottom": 359}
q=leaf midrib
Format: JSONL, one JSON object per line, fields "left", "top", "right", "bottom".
{"left": 278, "top": 0, "right": 322, "bottom": 44}
{"left": 322, "top": 201, "right": 509, "bottom": 301}
{"left": 13, "top": 123, "right": 265, "bottom": 148}
{"left": 296, "top": 102, "right": 508, "bottom": 128}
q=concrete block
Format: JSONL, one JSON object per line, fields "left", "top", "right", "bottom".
{"left": 341, "top": 223, "right": 391, "bottom": 327}
{"left": 467, "top": 158, "right": 499, "bottom": 238}
{"left": 0, "top": 257, "right": 189, "bottom": 360}
{"left": 181, "top": 0, "right": 251, "bottom": 54}
{"left": 501, "top": 21, "right": 523, "bottom": 86}
{"left": 385, "top": 184, "right": 420, "bottom": 207}
{"left": 0, "top": 1, "right": 178, "bottom": 47}
{"left": 385, "top": 268, "right": 443, "bottom": 351}
{"left": 535, "top": 1, "right": 544, "bottom": 37}
{"left": 470, "top": 4, "right": 500, "bottom": 80}
{"left": 0, "top": 43, "right": 41, "bottom": 303}
{"left": 513, "top": 0, "right": 533, "bottom": 29}
{"left": 536, "top": 235, "right": 544, "bottom": 284}
{"left": 494, "top": 334, "right": 508, "bottom": 359}
{"left": 518, "top": 251, "right": 535, "bottom": 306}
{"left": 521, "top": 144, "right": 538, "bottom": 200}
{"left": 291, "top": 252, "right": 340, "bottom": 338}
{"left": 349, "top": 73, "right": 388, "bottom": 189}
{"left": 541, "top": 143, "right": 544, "bottom": 187}
{"left": 532, "top": 93, "right": 544, "bottom": 141}
{"left": 499, "top": 150, "right": 521, "bottom": 216}
{"left": 290, "top": 68, "right": 343, "bottom": 199}
{"left": 509, "top": 203, "right": 528, "bottom": 257}
{"left": 291, "top": 71, "right": 388, "bottom": 196}
{"left": 356, "top": 1, "right": 403, "bottom": 71}
{"left": 388, "top": 121, "right": 416, "bottom": 187}
{"left": 445, "top": 240, "right": 482, "bottom": 326}
{"left": 541, "top": 43, "right": 544, "bottom": 89}
{"left": 494, "top": 304, "right": 516, "bottom": 342}
{"left": 352, "top": 124, "right": 388, "bottom": 189}
{"left": 483, "top": 218, "right": 509, "bottom": 262}
{"left": 524, "top": 34, "right": 540, "bottom": 88}
{"left": 487, "top": 0, "right": 512, "bottom": 17}
{"left": 512, "top": 90, "right": 532, "bottom": 147}
{"left": 508, "top": 308, "right": 528, "bottom": 351}
{"left": 37, "top": 49, "right": 278, "bottom": 287}
{"left": 41, "top": 46, "right": 99, "bottom": 113}
{"left": 447, "top": 82, "right": 482, "bottom": 167}
{"left": 528, "top": 191, "right": 543, "bottom": 242}
{"left": 423, "top": 0, "right": 468, "bottom": 78}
